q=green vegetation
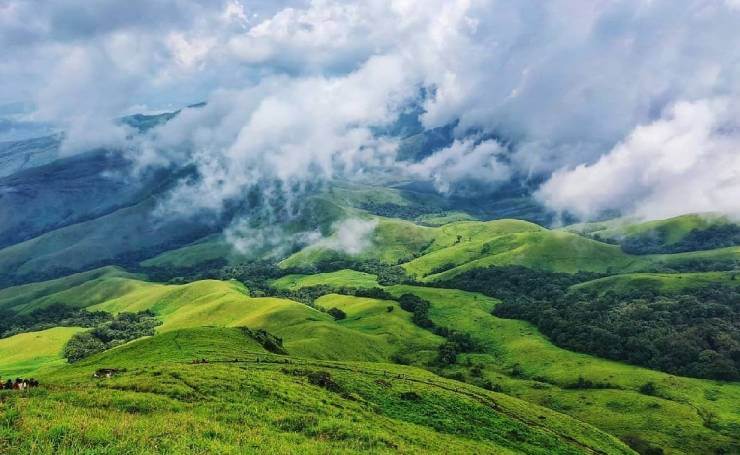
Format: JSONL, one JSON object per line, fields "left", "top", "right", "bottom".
{"left": 2, "top": 212, "right": 740, "bottom": 453}
{"left": 63, "top": 311, "right": 162, "bottom": 362}
{"left": 0, "top": 328, "right": 633, "bottom": 454}
{"left": 435, "top": 266, "right": 740, "bottom": 380}
{"left": 272, "top": 269, "right": 379, "bottom": 291}
{"left": 0, "top": 327, "right": 84, "bottom": 377}
{"left": 272, "top": 269, "right": 740, "bottom": 454}
{"left": 571, "top": 271, "right": 740, "bottom": 295}
{"left": 568, "top": 213, "right": 740, "bottom": 254}
{"left": 0, "top": 303, "right": 110, "bottom": 338}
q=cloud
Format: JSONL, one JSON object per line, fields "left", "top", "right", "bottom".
{"left": 314, "top": 218, "right": 378, "bottom": 255}
{"left": 3, "top": 0, "right": 740, "bottom": 222}
{"left": 537, "top": 99, "right": 740, "bottom": 220}
{"left": 144, "top": 52, "right": 415, "bottom": 215}
{"left": 408, "top": 138, "right": 512, "bottom": 194}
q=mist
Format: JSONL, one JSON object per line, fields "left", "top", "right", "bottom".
{"left": 3, "top": 0, "right": 740, "bottom": 226}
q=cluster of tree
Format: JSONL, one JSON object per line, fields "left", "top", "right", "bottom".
{"left": 434, "top": 266, "right": 599, "bottom": 303}
{"left": 397, "top": 294, "right": 479, "bottom": 365}
{"left": 63, "top": 311, "right": 162, "bottom": 362}
{"left": 283, "top": 259, "right": 409, "bottom": 286}
{"left": 326, "top": 308, "right": 347, "bottom": 320}
{"left": 0, "top": 304, "right": 112, "bottom": 338}
{"left": 358, "top": 202, "right": 430, "bottom": 220}
{"left": 273, "top": 285, "right": 394, "bottom": 307}
{"left": 616, "top": 224, "right": 740, "bottom": 255}
{"left": 238, "top": 327, "right": 287, "bottom": 355}
{"left": 438, "top": 266, "right": 740, "bottom": 380}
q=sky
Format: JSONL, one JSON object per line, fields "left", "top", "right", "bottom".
{"left": 2, "top": 0, "right": 740, "bottom": 221}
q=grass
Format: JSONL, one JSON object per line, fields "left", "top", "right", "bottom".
{"left": 415, "top": 211, "right": 477, "bottom": 226}
{"left": 566, "top": 213, "right": 734, "bottom": 245}
{"left": 280, "top": 215, "right": 738, "bottom": 282}
{"left": 140, "top": 234, "right": 239, "bottom": 269}
{"left": 279, "top": 218, "right": 438, "bottom": 269}
{"left": 2, "top": 214, "right": 739, "bottom": 453}
{"left": 0, "top": 266, "right": 139, "bottom": 313}
{"left": 271, "top": 271, "right": 740, "bottom": 454}
{"left": 314, "top": 294, "right": 442, "bottom": 363}
{"left": 391, "top": 285, "right": 740, "bottom": 455}
{"left": 571, "top": 271, "right": 740, "bottom": 295}
{"left": 404, "top": 230, "right": 648, "bottom": 281}
{"left": 0, "top": 327, "right": 84, "bottom": 377}
{"left": 0, "top": 328, "right": 634, "bottom": 454}
{"left": 271, "top": 269, "right": 379, "bottom": 291}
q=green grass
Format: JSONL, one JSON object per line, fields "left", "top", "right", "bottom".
{"left": 404, "top": 230, "right": 648, "bottom": 281}
{"left": 384, "top": 285, "right": 740, "bottom": 455}
{"left": 71, "top": 327, "right": 273, "bottom": 368}
{"left": 271, "top": 270, "right": 380, "bottom": 291}
{"left": 280, "top": 215, "right": 739, "bottom": 282}
{"left": 566, "top": 213, "right": 735, "bottom": 245}
{"left": 280, "top": 217, "right": 438, "bottom": 269}
{"left": 314, "top": 294, "right": 442, "bottom": 363}
{"left": 0, "top": 266, "right": 139, "bottom": 313}
{"left": 0, "top": 329, "right": 634, "bottom": 454}
{"left": 270, "top": 270, "right": 740, "bottom": 454}
{"left": 140, "top": 234, "right": 240, "bottom": 269}
{"left": 415, "top": 211, "right": 478, "bottom": 226}
{"left": 0, "top": 327, "right": 85, "bottom": 377}
{"left": 638, "top": 246, "right": 740, "bottom": 270}
{"left": 3, "top": 275, "right": 433, "bottom": 366}
{"left": 571, "top": 271, "right": 740, "bottom": 295}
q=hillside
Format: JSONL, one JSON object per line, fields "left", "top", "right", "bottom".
{"left": 571, "top": 271, "right": 740, "bottom": 295}
{"left": 1, "top": 336, "right": 633, "bottom": 454}
{"left": 1, "top": 214, "right": 739, "bottom": 454}
{"left": 566, "top": 214, "right": 740, "bottom": 255}
{"left": 270, "top": 271, "right": 740, "bottom": 455}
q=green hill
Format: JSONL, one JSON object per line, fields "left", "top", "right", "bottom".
{"left": 271, "top": 270, "right": 740, "bottom": 454}
{"left": 567, "top": 214, "right": 731, "bottom": 244}
{"left": 571, "top": 271, "right": 740, "bottom": 295}
{"left": 567, "top": 213, "right": 740, "bottom": 255}
{"left": 280, "top": 218, "right": 654, "bottom": 280}
{"left": 280, "top": 216, "right": 739, "bottom": 282}
{"left": 0, "top": 326, "right": 84, "bottom": 377}
{"left": 1, "top": 350, "right": 633, "bottom": 454}
{"left": 0, "top": 266, "right": 141, "bottom": 313}
{"left": 2, "top": 214, "right": 739, "bottom": 454}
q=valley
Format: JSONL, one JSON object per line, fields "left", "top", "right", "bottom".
{"left": 1, "top": 211, "right": 738, "bottom": 454}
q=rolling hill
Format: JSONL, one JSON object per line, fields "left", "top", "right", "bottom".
{"left": 1, "top": 340, "right": 634, "bottom": 454}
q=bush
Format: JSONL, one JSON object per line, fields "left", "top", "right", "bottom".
{"left": 63, "top": 311, "right": 161, "bottom": 362}
{"left": 327, "top": 308, "right": 347, "bottom": 320}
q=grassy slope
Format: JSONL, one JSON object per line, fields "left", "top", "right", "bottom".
{"left": 566, "top": 213, "right": 735, "bottom": 245}
{"left": 140, "top": 234, "right": 238, "bottom": 269}
{"left": 272, "top": 271, "right": 740, "bottom": 454}
{"left": 0, "top": 266, "right": 139, "bottom": 313}
{"left": 638, "top": 246, "right": 740, "bottom": 270}
{"left": 281, "top": 217, "right": 738, "bottom": 283}
{"left": 271, "top": 269, "right": 379, "bottom": 290}
{"left": 314, "top": 293, "right": 442, "bottom": 362}
{"left": 0, "top": 275, "right": 436, "bottom": 366}
{"left": 280, "top": 218, "right": 663, "bottom": 280}
{"left": 280, "top": 217, "right": 438, "bottom": 269}
{"left": 0, "top": 327, "right": 84, "bottom": 377}
{"left": 0, "top": 328, "right": 633, "bottom": 455}
{"left": 571, "top": 271, "right": 740, "bottom": 295}
{"left": 0, "top": 197, "right": 213, "bottom": 281}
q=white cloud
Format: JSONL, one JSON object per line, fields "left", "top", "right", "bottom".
{"left": 316, "top": 218, "right": 378, "bottom": 255}
{"left": 3, "top": 0, "right": 740, "bottom": 221}
{"left": 408, "top": 138, "right": 512, "bottom": 194}
{"left": 537, "top": 99, "right": 740, "bottom": 219}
